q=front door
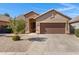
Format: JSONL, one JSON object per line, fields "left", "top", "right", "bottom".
{"left": 29, "top": 18, "right": 36, "bottom": 33}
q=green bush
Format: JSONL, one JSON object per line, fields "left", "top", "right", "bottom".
{"left": 12, "top": 36, "right": 20, "bottom": 41}
{"left": 75, "top": 29, "right": 79, "bottom": 37}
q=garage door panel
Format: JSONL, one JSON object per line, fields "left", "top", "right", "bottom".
{"left": 45, "top": 28, "right": 65, "bottom": 34}
{"left": 41, "top": 23, "right": 65, "bottom": 28}
{"left": 40, "top": 23, "right": 65, "bottom": 34}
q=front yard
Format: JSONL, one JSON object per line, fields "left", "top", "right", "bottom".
{"left": 0, "top": 34, "right": 79, "bottom": 55}
{"left": 0, "top": 34, "right": 31, "bottom": 52}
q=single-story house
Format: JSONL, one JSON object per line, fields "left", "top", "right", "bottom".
{"left": 16, "top": 9, "right": 71, "bottom": 34}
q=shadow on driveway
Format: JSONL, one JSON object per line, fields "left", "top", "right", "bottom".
{"left": 27, "top": 37, "right": 47, "bottom": 42}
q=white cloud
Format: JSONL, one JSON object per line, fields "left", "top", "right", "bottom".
{"left": 56, "top": 3, "right": 76, "bottom": 11}
{"left": 56, "top": 3, "right": 79, "bottom": 18}
{"left": 56, "top": 7, "right": 74, "bottom": 11}
{"left": 60, "top": 3, "right": 75, "bottom": 7}
{"left": 67, "top": 12, "right": 79, "bottom": 16}
{"left": 58, "top": 3, "right": 79, "bottom": 11}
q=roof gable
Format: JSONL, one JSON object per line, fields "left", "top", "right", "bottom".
{"left": 24, "top": 11, "right": 39, "bottom": 18}
{"left": 36, "top": 9, "right": 71, "bottom": 20}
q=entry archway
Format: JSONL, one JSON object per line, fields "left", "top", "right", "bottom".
{"left": 29, "top": 18, "right": 36, "bottom": 33}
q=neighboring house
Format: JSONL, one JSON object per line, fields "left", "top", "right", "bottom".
{"left": 0, "top": 15, "right": 11, "bottom": 33}
{"left": 69, "top": 16, "right": 79, "bottom": 33}
{"left": 70, "top": 16, "right": 79, "bottom": 29}
{"left": 16, "top": 10, "right": 71, "bottom": 34}
{"left": 0, "top": 15, "right": 10, "bottom": 26}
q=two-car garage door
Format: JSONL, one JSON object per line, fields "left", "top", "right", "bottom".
{"left": 40, "top": 23, "right": 65, "bottom": 34}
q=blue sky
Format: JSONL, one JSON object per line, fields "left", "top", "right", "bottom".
{"left": 0, "top": 3, "right": 79, "bottom": 18}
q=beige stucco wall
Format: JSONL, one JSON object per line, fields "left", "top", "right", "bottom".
{"left": 25, "top": 18, "right": 30, "bottom": 33}
{"left": 36, "top": 12, "right": 70, "bottom": 34}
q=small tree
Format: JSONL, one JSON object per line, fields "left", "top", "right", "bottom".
{"left": 4, "top": 13, "right": 10, "bottom": 17}
{"left": 10, "top": 18, "right": 26, "bottom": 41}
{"left": 15, "top": 19, "right": 25, "bottom": 33}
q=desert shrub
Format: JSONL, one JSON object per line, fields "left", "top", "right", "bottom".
{"left": 70, "top": 25, "right": 75, "bottom": 34}
{"left": 75, "top": 29, "right": 79, "bottom": 37}
{"left": 5, "top": 25, "right": 13, "bottom": 33}
{"left": 6, "top": 28, "right": 13, "bottom": 33}
{"left": 0, "top": 25, "right": 12, "bottom": 33}
{"left": 12, "top": 35, "right": 20, "bottom": 41}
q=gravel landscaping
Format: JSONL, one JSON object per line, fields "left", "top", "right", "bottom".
{"left": 0, "top": 34, "right": 31, "bottom": 52}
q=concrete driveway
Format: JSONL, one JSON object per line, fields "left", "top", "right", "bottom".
{"left": 25, "top": 34, "right": 79, "bottom": 55}
{"left": 0, "top": 34, "right": 79, "bottom": 55}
